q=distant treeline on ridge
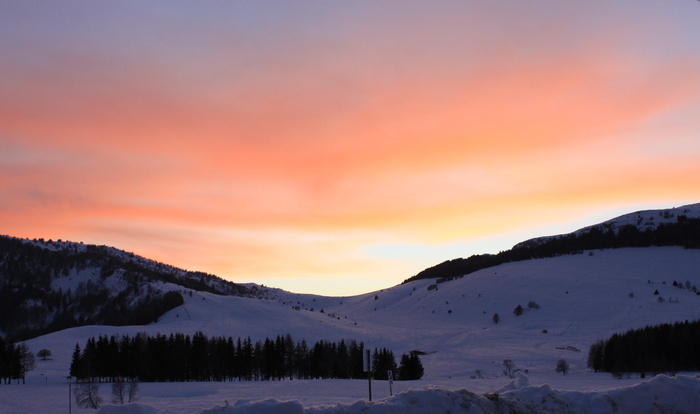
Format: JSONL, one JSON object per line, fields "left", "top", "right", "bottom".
{"left": 70, "top": 332, "right": 424, "bottom": 382}
{"left": 404, "top": 215, "right": 700, "bottom": 284}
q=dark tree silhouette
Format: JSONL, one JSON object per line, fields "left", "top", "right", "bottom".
{"left": 398, "top": 353, "right": 424, "bottom": 380}
{"left": 588, "top": 320, "right": 700, "bottom": 373}
{"left": 556, "top": 359, "right": 570, "bottom": 375}
{"left": 70, "top": 332, "right": 398, "bottom": 383}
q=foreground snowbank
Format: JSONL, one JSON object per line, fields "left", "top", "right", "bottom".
{"left": 95, "top": 374, "right": 700, "bottom": 414}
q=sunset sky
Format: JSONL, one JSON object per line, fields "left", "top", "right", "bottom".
{"left": 2, "top": 1, "right": 699, "bottom": 296}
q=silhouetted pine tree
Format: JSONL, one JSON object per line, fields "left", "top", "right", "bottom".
{"left": 372, "top": 348, "right": 397, "bottom": 380}
{"left": 69, "top": 343, "right": 82, "bottom": 378}
{"left": 398, "top": 353, "right": 424, "bottom": 380}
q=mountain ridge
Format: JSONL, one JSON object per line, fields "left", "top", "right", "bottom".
{"left": 3, "top": 202, "right": 699, "bottom": 342}
{"left": 404, "top": 202, "right": 700, "bottom": 284}
{"left": 515, "top": 203, "right": 700, "bottom": 249}
{"left": 0, "top": 235, "right": 271, "bottom": 340}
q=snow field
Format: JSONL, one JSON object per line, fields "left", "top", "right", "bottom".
{"left": 3, "top": 373, "right": 700, "bottom": 414}
{"left": 7, "top": 246, "right": 700, "bottom": 413}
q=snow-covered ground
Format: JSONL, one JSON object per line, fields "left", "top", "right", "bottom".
{"left": 3, "top": 373, "right": 700, "bottom": 413}
{"left": 4, "top": 246, "right": 700, "bottom": 413}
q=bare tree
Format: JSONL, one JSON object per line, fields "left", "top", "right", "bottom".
{"left": 502, "top": 359, "right": 516, "bottom": 378}
{"left": 556, "top": 359, "right": 570, "bottom": 376}
{"left": 127, "top": 380, "right": 140, "bottom": 403}
{"left": 74, "top": 382, "right": 102, "bottom": 409}
{"left": 112, "top": 378, "right": 126, "bottom": 404}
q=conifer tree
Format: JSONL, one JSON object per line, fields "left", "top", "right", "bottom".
{"left": 70, "top": 343, "right": 82, "bottom": 379}
{"left": 372, "top": 348, "right": 397, "bottom": 380}
{"left": 398, "top": 353, "right": 424, "bottom": 380}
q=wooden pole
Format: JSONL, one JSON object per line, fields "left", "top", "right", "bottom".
{"left": 67, "top": 376, "right": 72, "bottom": 414}
{"left": 368, "top": 371, "right": 372, "bottom": 402}
{"left": 364, "top": 348, "right": 372, "bottom": 401}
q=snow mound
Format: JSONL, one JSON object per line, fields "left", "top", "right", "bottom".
{"left": 497, "top": 371, "right": 530, "bottom": 393}
{"left": 93, "top": 375, "right": 700, "bottom": 414}
{"left": 506, "top": 374, "right": 700, "bottom": 414}
{"left": 200, "top": 399, "right": 304, "bottom": 414}
{"left": 96, "top": 403, "right": 161, "bottom": 414}
{"left": 309, "top": 386, "right": 525, "bottom": 414}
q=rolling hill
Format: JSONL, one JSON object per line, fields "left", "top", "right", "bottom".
{"left": 0, "top": 236, "right": 271, "bottom": 340}
{"left": 23, "top": 246, "right": 700, "bottom": 382}
{"left": 5, "top": 203, "right": 700, "bottom": 413}
{"left": 15, "top": 244, "right": 700, "bottom": 412}
{"left": 404, "top": 203, "right": 700, "bottom": 284}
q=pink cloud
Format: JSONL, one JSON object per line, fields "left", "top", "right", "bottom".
{"left": 2, "top": 1, "right": 700, "bottom": 293}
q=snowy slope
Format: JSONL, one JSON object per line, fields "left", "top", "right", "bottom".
{"left": 590, "top": 203, "right": 700, "bottom": 233}
{"left": 10, "top": 246, "right": 700, "bottom": 413}
{"left": 14, "top": 236, "right": 257, "bottom": 298}
{"left": 321, "top": 247, "right": 700, "bottom": 378}
{"left": 516, "top": 202, "right": 700, "bottom": 248}
{"left": 6, "top": 203, "right": 700, "bottom": 413}
{"left": 0, "top": 235, "right": 272, "bottom": 339}
{"left": 22, "top": 247, "right": 700, "bottom": 376}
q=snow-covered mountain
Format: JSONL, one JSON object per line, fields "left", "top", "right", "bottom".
{"left": 27, "top": 246, "right": 700, "bottom": 374}
{"left": 515, "top": 203, "right": 700, "bottom": 249}
{"left": 407, "top": 203, "right": 700, "bottom": 284}
{"left": 0, "top": 236, "right": 273, "bottom": 340}
{"left": 6, "top": 202, "right": 700, "bottom": 413}
{"left": 19, "top": 246, "right": 700, "bottom": 413}
{"left": 3, "top": 203, "right": 699, "bottom": 343}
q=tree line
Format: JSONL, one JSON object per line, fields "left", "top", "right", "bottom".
{"left": 70, "top": 332, "right": 424, "bottom": 383}
{"left": 0, "top": 337, "right": 35, "bottom": 384}
{"left": 587, "top": 320, "right": 700, "bottom": 374}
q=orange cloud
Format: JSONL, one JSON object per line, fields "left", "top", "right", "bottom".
{"left": 2, "top": 2, "right": 700, "bottom": 294}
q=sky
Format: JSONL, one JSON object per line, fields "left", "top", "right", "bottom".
{"left": 1, "top": 1, "right": 699, "bottom": 296}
